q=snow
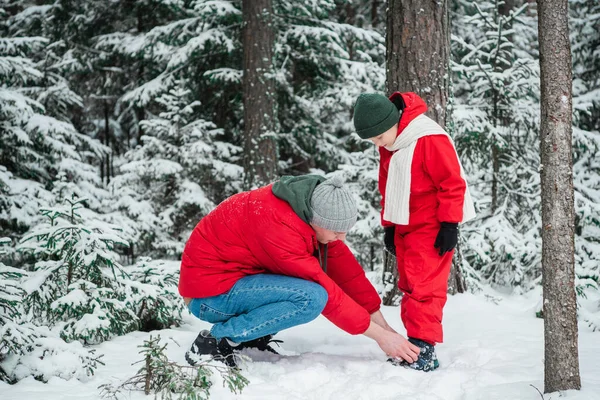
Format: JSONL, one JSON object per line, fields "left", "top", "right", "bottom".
{"left": 50, "top": 289, "right": 89, "bottom": 309}
{"left": 1, "top": 0, "right": 598, "bottom": 396}
{"left": 167, "top": 29, "right": 235, "bottom": 70}
{"left": 193, "top": 1, "right": 241, "bottom": 17}
{"left": 203, "top": 67, "right": 243, "bottom": 84}
{"left": 2, "top": 289, "right": 599, "bottom": 400}
{"left": 119, "top": 73, "right": 176, "bottom": 107}
{"left": 16, "top": 342, "right": 97, "bottom": 383}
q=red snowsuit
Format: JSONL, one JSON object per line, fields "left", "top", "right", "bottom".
{"left": 379, "top": 92, "right": 467, "bottom": 345}
{"left": 179, "top": 185, "right": 381, "bottom": 335}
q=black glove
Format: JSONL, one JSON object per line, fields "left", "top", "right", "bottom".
{"left": 434, "top": 222, "right": 458, "bottom": 256}
{"left": 383, "top": 226, "right": 396, "bottom": 256}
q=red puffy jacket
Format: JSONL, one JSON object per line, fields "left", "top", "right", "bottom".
{"left": 379, "top": 92, "right": 466, "bottom": 228}
{"left": 179, "top": 185, "right": 381, "bottom": 335}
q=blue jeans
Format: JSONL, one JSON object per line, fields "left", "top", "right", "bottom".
{"left": 188, "top": 274, "right": 328, "bottom": 343}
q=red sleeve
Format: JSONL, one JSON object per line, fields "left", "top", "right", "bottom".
{"left": 325, "top": 241, "right": 381, "bottom": 315}
{"left": 258, "top": 230, "right": 371, "bottom": 335}
{"left": 378, "top": 147, "right": 394, "bottom": 228}
{"left": 422, "top": 136, "right": 466, "bottom": 223}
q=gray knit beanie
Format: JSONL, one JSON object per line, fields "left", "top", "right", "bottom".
{"left": 310, "top": 175, "right": 358, "bottom": 232}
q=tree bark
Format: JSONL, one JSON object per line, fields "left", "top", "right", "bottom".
{"left": 386, "top": 0, "right": 449, "bottom": 124}
{"left": 371, "top": 0, "right": 380, "bottom": 28}
{"left": 242, "top": 0, "right": 278, "bottom": 189}
{"left": 491, "top": 0, "right": 515, "bottom": 215}
{"left": 382, "top": 249, "right": 401, "bottom": 306}
{"left": 447, "top": 232, "right": 467, "bottom": 295}
{"left": 537, "top": 0, "right": 581, "bottom": 393}
{"left": 103, "top": 99, "right": 110, "bottom": 185}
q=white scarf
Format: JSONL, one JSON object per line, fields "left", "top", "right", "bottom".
{"left": 383, "top": 114, "right": 476, "bottom": 225}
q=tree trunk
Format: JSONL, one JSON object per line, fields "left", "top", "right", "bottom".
{"left": 386, "top": 0, "right": 465, "bottom": 294}
{"left": 537, "top": 0, "right": 581, "bottom": 393}
{"left": 491, "top": 0, "right": 514, "bottom": 215}
{"left": 386, "top": 0, "right": 449, "bottom": 124}
{"left": 242, "top": 0, "right": 278, "bottom": 189}
{"left": 371, "top": 0, "right": 380, "bottom": 28}
{"left": 382, "top": 249, "right": 401, "bottom": 306}
{"left": 104, "top": 100, "right": 111, "bottom": 185}
{"left": 447, "top": 232, "right": 467, "bottom": 295}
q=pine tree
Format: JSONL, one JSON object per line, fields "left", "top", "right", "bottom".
{"left": 451, "top": 0, "right": 541, "bottom": 292}
{"left": 339, "top": 145, "right": 383, "bottom": 272}
{"left": 125, "top": 257, "right": 186, "bottom": 331}
{"left": 1, "top": 1, "right": 395, "bottom": 283}
{"left": 271, "top": 1, "right": 386, "bottom": 262}
{"left": 570, "top": 0, "right": 600, "bottom": 328}
{"left": 274, "top": 0, "right": 385, "bottom": 175}
{"left": 3, "top": 329, "right": 103, "bottom": 383}
{"left": 99, "top": 335, "right": 249, "bottom": 400}
{"left": 18, "top": 194, "right": 138, "bottom": 344}
{"left": 1, "top": 8, "right": 111, "bottom": 243}
{"left": 0, "top": 237, "right": 103, "bottom": 384}
{"left": 0, "top": 237, "right": 37, "bottom": 382}
{"left": 450, "top": 0, "right": 600, "bottom": 317}
{"left": 109, "top": 81, "right": 241, "bottom": 257}
{"left": 88, "top": 1, "right": 245, "bottom": 259}
{"left": 95, "top": 0, "right": 241, "bottom": 146}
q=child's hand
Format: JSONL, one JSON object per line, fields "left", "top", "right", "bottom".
{"left": 434, "top": 222, "right": 458, "bottom": 256}
{"left": 384, "top": 226, "right": 396, "bottom": 256}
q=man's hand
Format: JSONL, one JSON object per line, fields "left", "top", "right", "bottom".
{"left": 376, "top": 330, "right": 420, "bottom": 363}
{"left": 363, "top": 320, "right": 420, "bottom": 363}
{"left": 434, "top": 222, "right": 458, "bottom": 256}
{"left": 383, "top": 226, "right": 396, "bottom": 256}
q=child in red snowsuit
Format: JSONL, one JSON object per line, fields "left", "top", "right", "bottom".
{"left": 352, "top": 92, "right": 475, "bottom": 371}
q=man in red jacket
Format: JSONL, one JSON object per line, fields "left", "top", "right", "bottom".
{"left": 352, "top": 92, "right": 475, "bottom": 371}
{"left": 179, "top": 174, "right": 420, "bottom": 368}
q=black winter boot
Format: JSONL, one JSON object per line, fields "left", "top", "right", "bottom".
{"left": 185, "top": 330, "right": 238, "bottom": 368}
{"left": 236, "top": 335, "right": 282, "bottom": 354}
{"left": 387, "top": 337, "right": 439, "bottom": 372}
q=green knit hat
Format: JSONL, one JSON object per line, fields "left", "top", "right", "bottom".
{"left": 353, "top": 93, "right": 399, "bottom": 139}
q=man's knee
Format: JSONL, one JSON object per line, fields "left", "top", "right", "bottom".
{"left": 296, "top": 282, "right": 328, "bottom": 322}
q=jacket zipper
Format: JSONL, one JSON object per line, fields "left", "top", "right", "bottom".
{"left": 314, "top": 239, "right": 328, "bottom": 273}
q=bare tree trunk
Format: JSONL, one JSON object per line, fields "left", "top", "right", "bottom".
{"left": 242, "top": 0, "right": 278, "bottom": 189}
{"left": 537, "top": 0, "right": 581, "bottom": 393}
{"left": 346, "top": 2, "right": 356, "bottom": 59}
{"left": 491, "top": 0, "right": 515, "bottom": 215}
{"left": 491, "top": 90, "right": 499, "bottom": 213}
{"left": 371, "top": 0, "right": 380, "bottom": 28}
{"left": 386, "top": 0, "right": 449, "bottom": 124}
{"left": 447, "top": 232, "right": 467, "bottom": 295}
{"left": 382, "top": 249, "right": 401, "bottom": 305}
{"left": 103, "top": 100, "right": 111, "bottom": 185}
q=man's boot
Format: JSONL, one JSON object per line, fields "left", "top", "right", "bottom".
{"left": 185, "top": 330, "right": 238, "bottom": 368}
{"left": 236, "top": 335, "right": 282, "bottom": 354}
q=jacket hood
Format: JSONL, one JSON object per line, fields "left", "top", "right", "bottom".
{"left": 271, "top": 175, "right": 326, "bottom": 224}
{"left": 389, "top": 92, "right": 428, "bottom": 135}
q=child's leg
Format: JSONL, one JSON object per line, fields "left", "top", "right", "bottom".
{"left": 187, "top": 274, "right": 328, "bottom": 343}
{"left": 396, "top": 224, "right": 453, "bottom": 345}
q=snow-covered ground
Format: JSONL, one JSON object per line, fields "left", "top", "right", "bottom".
{"left": 2, "top": 290, "right": 599, "bottom": 400}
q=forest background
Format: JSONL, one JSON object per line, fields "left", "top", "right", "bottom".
{"left": 0, "top": 0, "right": 599, "bottom": 389}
